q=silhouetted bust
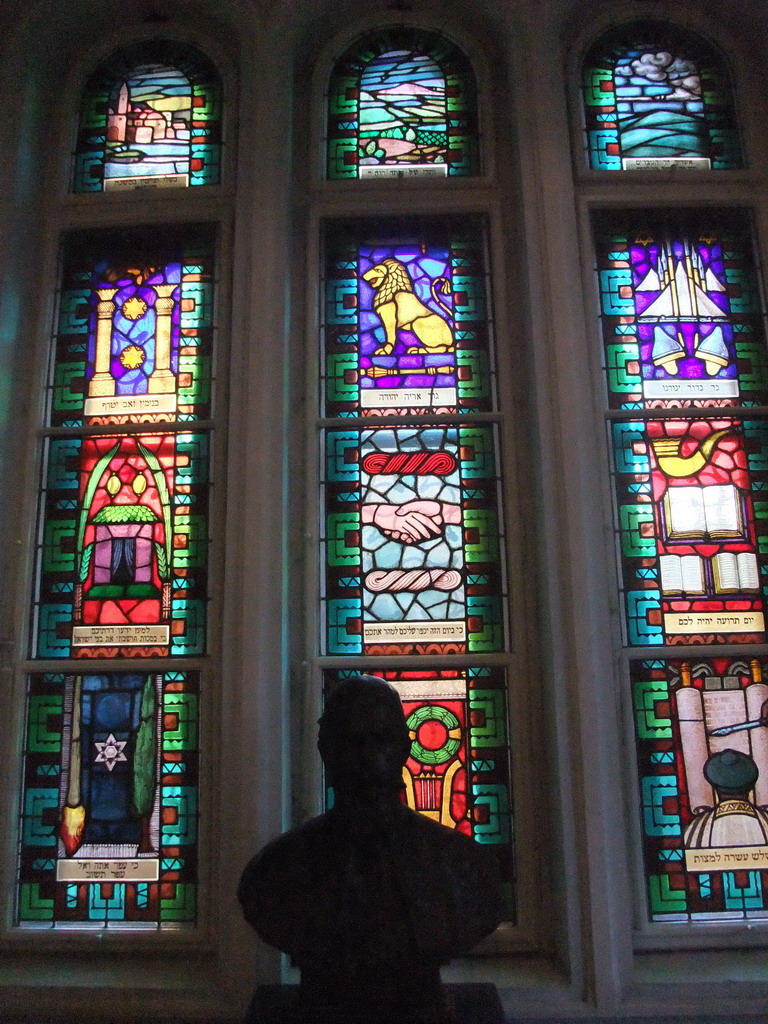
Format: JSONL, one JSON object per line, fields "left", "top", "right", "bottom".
{"left": 238, "top": 676, "right": 503, "bottom": 1023}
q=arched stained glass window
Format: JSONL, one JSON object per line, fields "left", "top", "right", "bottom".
{"left": 73, "top": 42, "right": 222, "bottom": 192}
{"left": 17, "top": 225, "right": 214, "bottom": 928}
{"left": 319, "top": 218, "right": 514, "bottom": 912}
{"left": 327, "top": 28, "right": 478, "bottom": 179}
{"left": 582, "top": 24, "right": 740, "bottom": 171}
{"left": 596, "top": 210, "right": 768, "bottom": 921}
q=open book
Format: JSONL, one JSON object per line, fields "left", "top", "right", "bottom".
{"left": 658, "top": 554, "right": 706, "bottom": 595}
{"left": 664, "top": 483, "right": 744, "bottom": 541}
{"left": 712, "top": 551, "right": 760, "bottom": 593}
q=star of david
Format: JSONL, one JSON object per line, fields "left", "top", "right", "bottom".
{"left": 94, "top": 733, "right": 128, "bottom": 772}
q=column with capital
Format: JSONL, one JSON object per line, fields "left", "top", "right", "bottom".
{"left": 88, "top": 287, "right": 119, "bottom": 397}
{"left": 148, "top": 283, "right": 177, "bottom": 393}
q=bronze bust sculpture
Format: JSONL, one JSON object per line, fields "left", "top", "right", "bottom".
{"left": 238, "top": 675, "right": 503, "bottom": 1023}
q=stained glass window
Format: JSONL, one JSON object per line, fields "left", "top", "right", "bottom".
{"left": 323, "top": 229, "right": 493, "bottom": 414}
{"left": 320, "top": 219, "right": 514, "bottom": 910}
{"left": 18, "top": 671, "right": 198, "bottom": 927}
{"left": 18, "top": 226, "right": 215, "bottom": 928}
{"left": 582, "top": 24, "right": 740, "bottom": 171}
{"left": 597, "top": 213, "right": 768, "bottom": 923}
{"left": 327, "top": 29, "right": 478, "bottom": 179}
{"left": 323, "top": 425, "right": 505, "bottom": 655}
{"left": 327, "top": 668, "right": 514, "bottom": 912}
{"left": 598, "top": 214, "right": 768, "bottom": 649}
{"left": 73, "top": 42, "right": 222, "bottom": 192}
{"left": 632, "top": 656, "right": 768, "bottom": 922}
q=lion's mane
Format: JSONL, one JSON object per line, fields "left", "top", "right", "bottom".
{"left": 370, "top": 259, "right": 414, "bottom": 309}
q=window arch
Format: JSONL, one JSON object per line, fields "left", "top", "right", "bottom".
{"left": 582, "top": 22, "right": 741, "bottom": 170}
{"left": 316, "top": 19, "right": 521, "bottom": 936}
{"left": 13, "top": 32, "right": 227, "bottom": 929}
{"left": 326, "top": 27, "right": 478, "bottom": 179}
{"left": 73, "top": 41, "right": 222, "bottom": 192}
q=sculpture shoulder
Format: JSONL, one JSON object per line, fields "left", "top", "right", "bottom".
{"left": 404, "top": 808, "right": 500, "bottom": 879}
{"left": 240, "top": 815, "right": 329, "bottom": 886}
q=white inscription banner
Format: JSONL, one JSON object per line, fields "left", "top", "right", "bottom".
{"left": 685, "top": 845, "right": 768, "bottom": 873}
{"left": 73, "top": 625, "right": 170, "bottom": 647}
{"left": 359, "top": 165, "right": 447, "bottom": 179}
{"left": 643, "top": 380, "right": 739, "bottom": 400}
{"left": 84, "top": 394, "right": 177, "bottom": 417}
{"left": 104, "top": 173, "right": 189, "bottom": 192}
{"left": 664, "top": 612, "right": 765, "bottom": 635}
{"left": 361, "top": 387, "right": 457, "bottom": 409}
{"left": 622, "top": 157, "right": 711, "bottom": 171}
{"left": 57, "top": 859, "right": 159, "bottom": 882}
{"left": 390, "top": 679, "right": 466, "bottom": 700}
{"left": 363, "top": 620, "right": 466, "bottom": 644}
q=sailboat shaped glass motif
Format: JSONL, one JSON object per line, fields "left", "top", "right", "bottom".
{"left": 634, "top": 236, "right": 735, "bottom": 399}
{"left": 597, "top": 218, "right": 768, "bottom": 410}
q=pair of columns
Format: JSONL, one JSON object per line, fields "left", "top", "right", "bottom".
{"left": 88, "top": 284, "right": 177, "bottom": 397}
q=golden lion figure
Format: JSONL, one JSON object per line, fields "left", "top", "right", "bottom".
{"left": 362, "top": 258, "right": 454, "bottom": 356}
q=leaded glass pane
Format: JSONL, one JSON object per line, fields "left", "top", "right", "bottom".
{"left": 326, "top": 667, "right": 515, "bottom": 915}
{"left": 32, "top": 429, "right": 210, "bottom": 659}
{"left": 631, "top": 657, "right": 768, "bottom": 922}
{"left": 322, "top": 424, "right": 506, "bottom": 655}
{"left": 73, "top": 42, "right": 222, "bottom": 193}
{"left": 17, "top": 671, "right": 198, "bottom": 928}
{"left": 50, "top": 232, "right": 215, "bottom": 426}
{"left": 596, "top": 218, "right": 766, "bottom": 410}
{"left": 583, "top": 24, "right": 740, "bottom": 171}
{"left": 610, "top": 417, "right": 768, "bottom": 646}
{"left": 323, "top": 225, "right": 494, "bottom": 416}
{"left": 327, "top": 29, "right": 478, "bottom": 180}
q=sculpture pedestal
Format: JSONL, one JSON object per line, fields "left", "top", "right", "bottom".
{"left": 244, "top": 983, "right": 504, "bottom": 1024}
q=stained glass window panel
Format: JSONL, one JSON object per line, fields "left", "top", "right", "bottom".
{"left": 611, "top": 418, "right": 768, "bottom": 646}
{"left": 73, "top": 42, "right": 222, "bottom": 193}
{"left": 583, "top": 25, "right": 740, "bottom": 171}
{"left": 322, "top": 424, "right": 506, "bottom": 655}
{"left": 32, "top": 430, "right": 209, "bottom": 659}
{"left": 597, "top": 215, "right": 768, "bottom": 648}
{"left": 50, "top": 231, "right": 215, "bottom": 426}
{"left": 323, "top": 224, "right": 494, "bottom": 416}
{"left": 327, "top": 29, "right": 478, "bottom": 179}
{"left": 32, "top": 228, "right": 214, "bottom": 661}
{"left": 326, "top": 667, "right": 514, "bottom": 914}
{"left": 17, "top": 670, "right": 198, "bottom": 928}
{"left": 632, "top": 657, "right": 768, "bottom": 922}
{"left": 596, "top": 218, "right": 767, "bottom": 411}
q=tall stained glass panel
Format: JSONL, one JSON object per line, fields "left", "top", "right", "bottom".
{"left": 598, "top": 214, "right": 768, "bottom": 649}
{"left": 319, "top": 219, "right": 514, "bottom": 909}
{"left": 632, "top": 657, "right": 768, "bottom": 922}
{"left": 17, "top": 671, "right": 198, "bottom": 927}
{"left": 327, "top": 29, "right": 478, "bottom": 180}
{"left": 583, "top": 25, "right": 740, "bottom": 171}
{"left": 17, "top": 226, "right": 215, "bottom": 928}
{"left": 326, "top": 668, "right": 514, "bottom": 912}
{"left": 597, "top": 213, "right": 768, "bottom": 924}
{"left": 73, "top": 42, "right": 222, "bottom": 193}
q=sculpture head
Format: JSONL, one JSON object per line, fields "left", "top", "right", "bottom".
{"left": 318, "top": 675, "right": 411, "bottom": 797}
{"left": 704, "top": 747, "right": 759, "bottom": 799}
